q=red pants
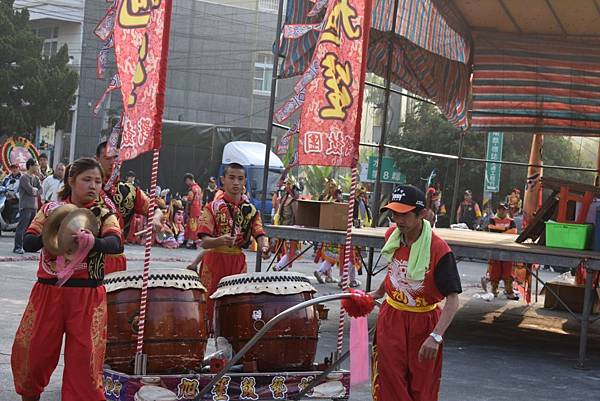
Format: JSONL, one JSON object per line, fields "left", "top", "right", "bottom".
{"left": 372, "top": 303, "right": 442, "bottom": 401}
{"left": 11, "top": 282, "right": 107, "bottom": 401}
{"left": 489, "top": 260, "right": 513, "bottom": 281}
{"left": 276, "top": 240, "right": 298, "bottom": 261}
{"left": 200, "top": 249, "right": 246, "bottom": 327}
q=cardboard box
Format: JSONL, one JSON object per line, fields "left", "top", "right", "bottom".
{"left": 296, "top": 200, "right": 321, "bottom": 228}
{"left": 319, "top": 202, "right": 349, "bottom": 231}
{"left": 295, "top": 200, "right": 349, "bottom": 231}
{"left": 543, "top": 281, "right": 600, "bottom": 314}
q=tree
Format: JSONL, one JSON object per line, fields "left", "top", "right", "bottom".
{"left": 391, "top": 103, "right": 593, "bottom": 212}
{"left": 0, "top": 0, "right": 78, "bottom": 137}
{"left": 303, "top": 166, "right": 333, "bottom": 198}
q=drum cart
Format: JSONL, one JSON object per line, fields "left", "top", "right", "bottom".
{"left": 103, "top": 293, "right": 357, "bottom": 401}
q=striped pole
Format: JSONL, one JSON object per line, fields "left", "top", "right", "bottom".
{"left": 336, "top": 166, "right": 359, "bottom": 356}
{"left": 135, "top": 149, "right": 160, "bottom": 364}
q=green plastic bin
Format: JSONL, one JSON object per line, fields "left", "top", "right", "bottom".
{"left": 545, "top": 221, "right": 593, "bottom": 250}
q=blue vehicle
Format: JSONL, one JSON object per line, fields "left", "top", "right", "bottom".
{"left": 219, "top": 141, "right": 284, "bottom": 221}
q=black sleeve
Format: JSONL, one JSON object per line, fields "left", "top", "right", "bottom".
{"left": 510, "top": 220, "right": 516, "bottom": 230}
{"left": 92, "top": 234, "right": 123, "bottom": 254}
{"left": 434, "top": 252, "right": 462, "bottom": 297}
{"left": 23, "top": 233, "right": 44, "bottom": 252}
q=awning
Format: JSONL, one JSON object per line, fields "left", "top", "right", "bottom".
{"left": 278, "top": 0, "right": 600, "bottom": 136}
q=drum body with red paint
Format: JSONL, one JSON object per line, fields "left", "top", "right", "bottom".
{"left": 104, "top": 268, "right": 208, "bottom": 374}
{"left": 212, "top": 272, "right": 318, "bottom": 372}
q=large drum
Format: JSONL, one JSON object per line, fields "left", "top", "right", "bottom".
{"left": 104, "top": 268, "right": 208, "bottom": 374}
{"left": 212, "top": 272, "right": 318, "bottom": 372}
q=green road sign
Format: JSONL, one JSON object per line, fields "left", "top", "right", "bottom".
{"left": 484, "top": 132, "right": 504, "bottom": 193}
{"left": 367, "top": 156, "right": 406, "bottom": 184}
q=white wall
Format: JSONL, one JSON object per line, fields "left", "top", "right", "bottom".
{"left": 28, "top": 20, "right": 83, "bottom": 67}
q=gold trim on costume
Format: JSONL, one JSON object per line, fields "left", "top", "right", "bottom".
{"left": 90, "top": 300, "right": 107, "bottom": 391}
{"left": 385, "top": 296, "right": 437, "bottom": 313}
{"left": 371, "top": 342, "right": 379, "bottom": 401}
{"left": 13, "top": 302, "right": 36, "bottom": 390}
{"left": 210, "top": 246, "right": 243, "bottom": 255}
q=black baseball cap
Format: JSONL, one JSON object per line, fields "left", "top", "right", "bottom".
{"left": 381, "top": 185, "right": 426, "bottom": 214}
{"left": 497, "top": 202, "right": 509, "bottom": 210}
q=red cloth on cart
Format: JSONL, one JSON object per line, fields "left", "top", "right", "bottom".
{"left": 200, "top": 249, "right": 247, "bottom": 327}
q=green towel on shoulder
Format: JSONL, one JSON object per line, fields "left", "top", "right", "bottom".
{"left": 380, "top": 219, "right": 432, "bottom": 280}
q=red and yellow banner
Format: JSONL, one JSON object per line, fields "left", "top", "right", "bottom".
{"left": 113, "top": 0, "right": 173, "bottom": 161}
{"left": 298, "top": 0, "right": 372, "bottom": 168}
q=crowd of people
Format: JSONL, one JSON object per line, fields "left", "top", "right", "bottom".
{"left": 453, "top": 187, "right": 524, "bottom": 300}
{"left": 3, "top": 152, "right": 525, "bottom": 300}
{"left": 455, "top": 187, "right": 523, "bottom": 231}
{"left": 0, "top": 154, "right": 66, "bottom": 253}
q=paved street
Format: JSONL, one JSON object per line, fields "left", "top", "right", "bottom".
{"left": 1, "top": 233, "right": 599, "bottom": 400}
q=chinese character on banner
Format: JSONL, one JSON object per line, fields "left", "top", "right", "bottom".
{"left": 113, "top": 0, "right": 173, "bottom": 161}
{"left": 298, "top": 0, "right": 372, "bottom": 167}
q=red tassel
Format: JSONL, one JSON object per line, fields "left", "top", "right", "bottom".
{"left": 342, "top": 288, "right": 375, "bottom": 318}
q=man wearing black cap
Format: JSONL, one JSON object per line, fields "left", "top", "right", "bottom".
{"left": 369, "top": 185, "right": 462, "bottom": 401}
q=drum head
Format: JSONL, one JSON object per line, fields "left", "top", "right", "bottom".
{"left": 104, "top": 268, "right": 206, "bottom": 293}
{"left": 210, "top": 272, "right": 316, "bottom": 299}
{"left": 133, "top": 385, "right": 178, "bottom": 401}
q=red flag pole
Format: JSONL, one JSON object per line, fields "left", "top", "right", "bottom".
{"left": 134, "top": 148, "right": 160, "bottom": 374}
{"left": 336, "top": 166, "right": 359, "bottom": 357}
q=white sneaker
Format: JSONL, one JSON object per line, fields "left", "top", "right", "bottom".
{"left": 350, "top": 279, "right": 361, "bottom": 288}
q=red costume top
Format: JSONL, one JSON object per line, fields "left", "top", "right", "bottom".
{"left": 198, "top": 193, "right": 266, "bottom": 326}
{"left": 99, "top": 181, "right": 149, "bottom": 273}
{"left": 185, "top": 182, "right": 203, "bottom": 241}
{"left": 488, "top": 216, "right": 516, "bottom": 233}
{"left": 199, "top": 192, "right": 265, "bottom": 247}
{"left": 383, "top": 226, "right": 462, "bottom": 308}
{"left": 100, "top": 182, "right": 148, "bottom": 233}
{"left": 27, "top": 200, "right": 121, "bottom": 280}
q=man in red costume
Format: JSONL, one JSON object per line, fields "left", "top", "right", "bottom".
{"left": 184, "top": 173, "right": 203, "bottom": 249}
{"left": 486, "top": 203, "right": 519, "bottom": 300}
{"left": 369, "top": 185, "right": 462, "bottom": 401}
{"left": 199, "top": 163, "right": 270, "bottom": 324}
{"left": 95, "top": 141, "right": 149, "bottom": 273}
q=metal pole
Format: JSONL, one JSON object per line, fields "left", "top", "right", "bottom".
{"left": 367, "top": 0, "right": 400, "bottom": 291}
{"left": 577, "top": 266, "right": 594, "bottom": 369}
{"left": 256, "top": 0, "right": 285, "bottom": 272}
{"left": 450, "top": 131, "right": 466, "bottom": 225}
{"left": 370, "top": 0, "right": 400, "bottom": 227}
{"left": 134, "top": 148, "right": 161, "bottom": 375}
{"left": 366, "top": 248, "right": 374, "bottom": 292}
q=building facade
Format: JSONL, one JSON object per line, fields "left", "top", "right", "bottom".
{"left": 16, "top": 0, "right": 294, "bottom": 161}
{"left": 16, "top": 0, "right": 414, "bottom": 164}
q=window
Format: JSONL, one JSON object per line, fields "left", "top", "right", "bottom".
{"left": 253, "top": 53, "right": 273, "bottom": 96}
{"left": 258, "top": 0, "right": 278, "bottom": 12}
{"left": 34, "top": 27, "right": 59, "bottom": 58}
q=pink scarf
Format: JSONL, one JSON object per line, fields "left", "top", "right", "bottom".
{"left": 56, "top": 230, "right": 95, "bottom": 286}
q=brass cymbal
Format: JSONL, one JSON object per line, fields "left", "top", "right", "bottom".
{"left": 57, "top": 208, "right": 100, "bottom": 256}
{"left": 42, "top": 204, "right": 78, "bottom": 256}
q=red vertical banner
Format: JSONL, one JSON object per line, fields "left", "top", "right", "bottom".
{"left": 298, "top": 0, "right": 372, "bottom": 168}
{"left": 113, "top": 0, "right": 173, "bottom": 161}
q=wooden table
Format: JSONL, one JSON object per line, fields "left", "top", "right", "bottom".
{"left": 264, "top": 225, "right": 600, "bottom": 368}
{"left": 265, "top": 225, "right": 600, "bottom": 270}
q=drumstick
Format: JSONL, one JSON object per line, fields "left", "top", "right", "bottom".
{"left": 134, "top": 227, "right": 151, "bottom": 236}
